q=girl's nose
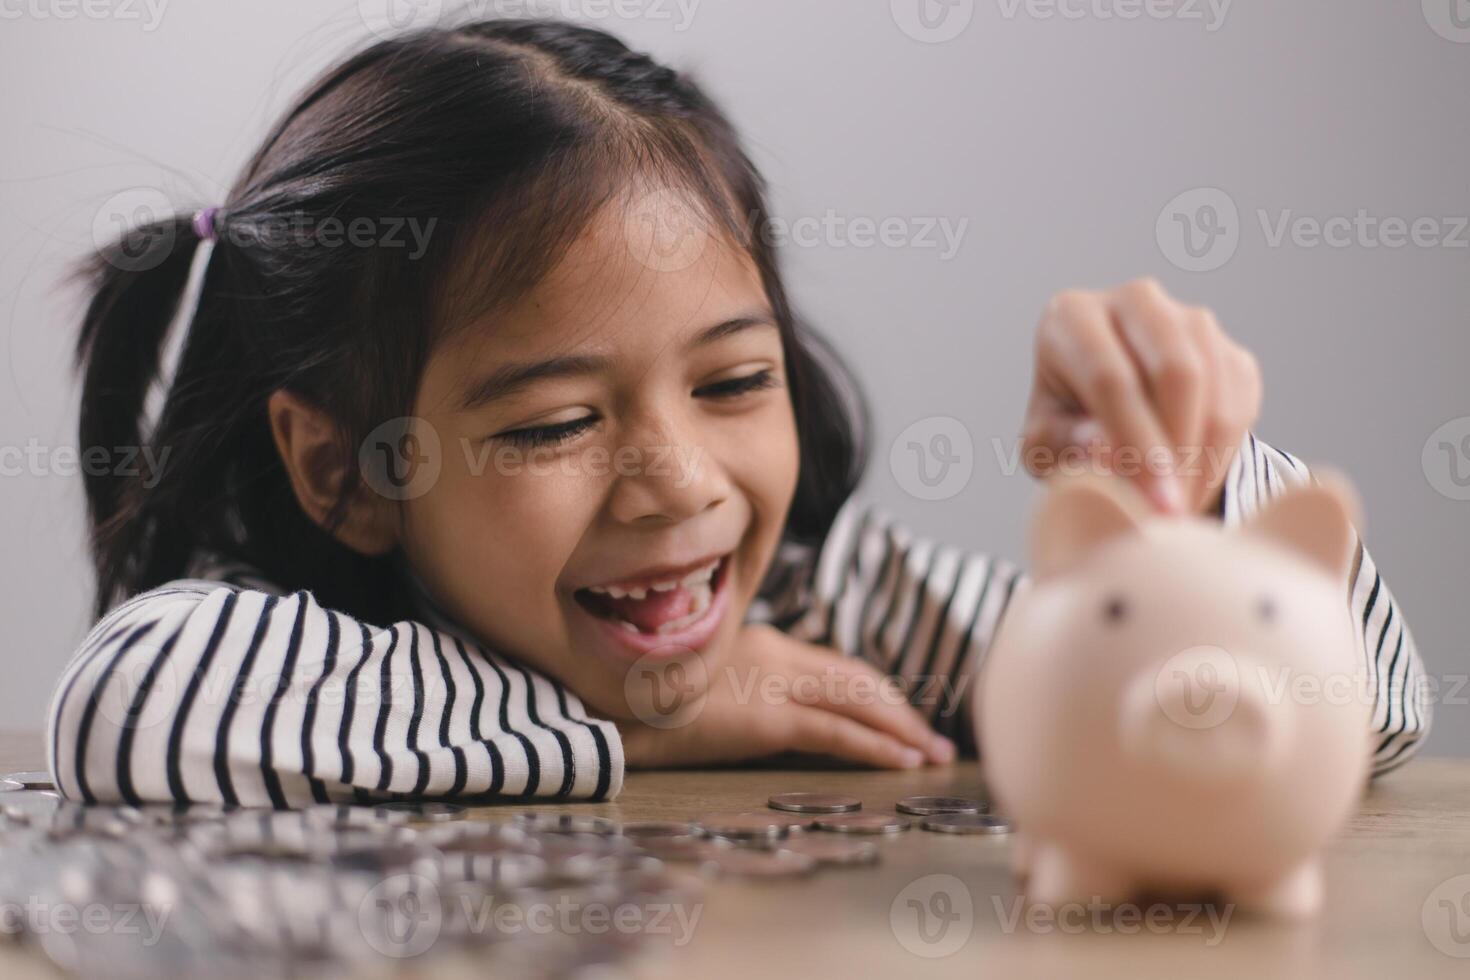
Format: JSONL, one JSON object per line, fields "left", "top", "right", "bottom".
{"left": 606, "top": 424, "right": 731, "bottom": 525}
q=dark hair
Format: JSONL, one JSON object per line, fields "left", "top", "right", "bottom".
{"left": 75, "top": 18, "right": 868, "bottom": 621}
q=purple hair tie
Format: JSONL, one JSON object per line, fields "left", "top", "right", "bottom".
{"left": 192, "top": 207, "right": 220, "bottom": 242}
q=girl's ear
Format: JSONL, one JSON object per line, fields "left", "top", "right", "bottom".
{"left": 267, "top": 390, "right": 399, "bottom": 556}
{"left": 1031, "top": 474, "right": 1148, "bottom": 579}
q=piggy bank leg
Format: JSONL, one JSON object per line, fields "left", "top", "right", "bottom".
{"left": 1025, "top": 842, "right": 1133, "bottom": 908}
{"left": 1231, "top": 861, "right": 1324, "bottom": 919}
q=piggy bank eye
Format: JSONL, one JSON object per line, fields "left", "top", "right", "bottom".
{"left": 1257, "top": 596, "right": 1278, "bottom": 623}
{"left": 1102, "top": 595, "right": 1128, "bottom": 624}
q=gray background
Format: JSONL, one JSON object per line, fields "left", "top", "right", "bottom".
{"left": 1, "top": 1, "right": 1466, "bottom": 756}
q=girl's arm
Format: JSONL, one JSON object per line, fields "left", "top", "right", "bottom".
{"left": 785, "top": 431, "right": 1430, "bottom": 778}
{"left": 46, "top": 582, "right": 622, "bottom": 807}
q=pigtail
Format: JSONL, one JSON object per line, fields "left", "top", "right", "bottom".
{"left": 74, "top": 215, "right": 202, "bottom": 616}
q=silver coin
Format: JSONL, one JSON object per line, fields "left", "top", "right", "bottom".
{"left": 895, "top": 796, "right": 987, "bottom": 816}
{"left": 693, "top": 811, "right": 792, "bottom": 840}
{"left": 697, "top": 845, "right": 817, "bottom": 879}
{"left": 813, "top": 813, "right": 911, "bottom": 834}
{"left": 1, "top": 771, "right": 55, "bottom": 791}
{"left": 635, "top": 834, "right": 733, "bottom": 863}
{"left": 305, "top": 802, "right": 412, "bottom": 829}
{"left": 374, "top": 801, "right": 464, "bottom": 822}
{"left": 619, "top": 821, "right": 696, "bottom": 841}
{"left": 513, "top": 812, "right": 618, "bottom": 835}
{"left": 1, "top": 790, "right": 62, "bottom": 823}
{"left": 919, "top": 813, "right": 1012, "bottom": 835}
{"left": 0, "top": 779, "right": 22, "bottom": 793}
{"left": 781, "top": 837, "right": 880, "bottom": 866}
{"left": 768, "top": 792, "right": 861, "bottom": 814}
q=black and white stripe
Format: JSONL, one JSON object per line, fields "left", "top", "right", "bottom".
{"left": 1221, "top": 434, "right": 1430, "bottom": 775}
{"left": 48, "top": 581, "right": 623, "bottom": 807}
{"left": 794, "top": 432, "right": 1429, "bottom": 777}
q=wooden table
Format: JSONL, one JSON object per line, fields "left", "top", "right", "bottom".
{"left": 2, "top": 731, "right": 1468, "bottom": 978}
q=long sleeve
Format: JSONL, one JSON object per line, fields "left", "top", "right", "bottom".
{"left": 46, "top": 580, "right": 623, "bottom": 808}
{"left": 1222, "top": 434, "right": 1431, "bottom": 776}
{"left": 783, "top": 432, "right": 1429, "bottom": 777}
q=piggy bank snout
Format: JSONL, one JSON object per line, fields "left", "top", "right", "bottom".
{"left": 1117, "top": 647, "right": 1290, "bottom": 784}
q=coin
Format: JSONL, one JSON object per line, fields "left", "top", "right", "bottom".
{"left": 697, "top": 845, "right": 817, "bottom": 878}
{"left": 635, "top": 835, "right": 733, "bottom": 863}
{"left": 919, "top": 813, "right": 1012, "bottom": 835}
{"left": 768, "top": 792, "right": 861, "bottom": 814}
{"left": 305, "top": 803, "right": 412, "bottom": 829}
{"left": 781, "top": 837, "right": 880, "bottom": 866}
{"left": 513, "top": 812, "right": 618, "bottom": 835}
{"left": 692, "top": 812, "right": 792, "bottom": 840}
{"left": 374, "top": 801, "right": 464, "bottom": 822}
{"left": 1, "top": 771, "right": 55, "bottom": 791}
{"left": 0, "top": 779, "right": 21, "bottom": 793}
{"left": 0, "top": 790, "right": 62, "bottom": 823}
{"left": 618, "top": 821, "right": 696, "bottom": 841}
{"left": 813, "top": 813, "right": 910, "bottom": 834}
{"left": 895, "top": 796, "right": 987, "bottom": 816}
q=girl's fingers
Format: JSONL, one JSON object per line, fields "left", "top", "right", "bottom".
{"left": 786, "top": 704, "right": 929, "bottom": 770}
{"left": 1037, "top": 290, "right": 1183, "bottom": 513}
{"left": 1187, "top": 309, "right": 1234, "bottom": 511}
{"left": 1112, "top": 280, "right": 1208, "bottom": 477}
{"left": 782, "top": 645, "right": 954, "bottom": 763}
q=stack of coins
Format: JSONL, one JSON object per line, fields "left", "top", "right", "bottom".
{"left": 0, "top": 774, "right": 1010, "bottom": 976}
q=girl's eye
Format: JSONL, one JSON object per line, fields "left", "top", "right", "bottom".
{"left": 695, "top": 369, "right": 779, "bottom": 399}
{"left": 494, "top": 415, "right": 598, "bottom": 448}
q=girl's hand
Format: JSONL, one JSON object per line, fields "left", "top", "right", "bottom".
{"left": 1020, "top": 278, "right": 1263, "bottom": 515}
{"left": 614, "top": 624, "right": 955, "bottom": 770}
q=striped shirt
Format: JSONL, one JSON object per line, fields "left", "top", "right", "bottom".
{"left": 46, "top": 432, "right": 1429, "bottom": 806}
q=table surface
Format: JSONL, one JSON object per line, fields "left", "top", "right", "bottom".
{"left": 2, "top": 731, "right": 1468, "bottom": 979}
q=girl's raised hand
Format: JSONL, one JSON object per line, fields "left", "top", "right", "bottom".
{"left": 614, "top": 624, "right": 955, "bottom": 771}
{"left": 1020, "top": 278, "right": 1263, "bottom": 515}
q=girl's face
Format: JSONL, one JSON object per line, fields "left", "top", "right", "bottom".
{"left": 400, "top": 189, "right": 800, "bottom": 719}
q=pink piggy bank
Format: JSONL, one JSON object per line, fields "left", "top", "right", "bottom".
{"left": 977, "top": 472, "right": 1372, "bottom": 917}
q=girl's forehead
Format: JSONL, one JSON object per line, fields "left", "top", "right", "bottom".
{"left": 443, "top": 195, "right": 768, "bottom": 363}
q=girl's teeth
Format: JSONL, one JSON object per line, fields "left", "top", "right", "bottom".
{"left": 588, "top": 557, "right": 721, "bottom": 597}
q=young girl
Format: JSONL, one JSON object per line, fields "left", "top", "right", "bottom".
{"left": 48, "top": 19, "right": 1428, "bottom": 808}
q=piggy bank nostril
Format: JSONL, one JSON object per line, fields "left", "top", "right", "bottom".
{"left": 1257, "top": 596, "right": 1278, "bottom": 623}
{"left": 1102, "top": 595, "right": 1128, "bottom": 624}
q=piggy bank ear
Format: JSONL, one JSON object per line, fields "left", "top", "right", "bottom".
{"left": 1032, "top": 475, "right": 1148, "bottom": 579}
{"left": 1241, "top": 469, "right": 1362, "bottom": 580}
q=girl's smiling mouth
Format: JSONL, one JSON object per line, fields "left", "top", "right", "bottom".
{"left": 572, "top": 554, "right": 732, "bottom": 659}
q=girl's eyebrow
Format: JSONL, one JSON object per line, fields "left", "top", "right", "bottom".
{"left": 456, "top": 313, "right": 777, "bottom": 411}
